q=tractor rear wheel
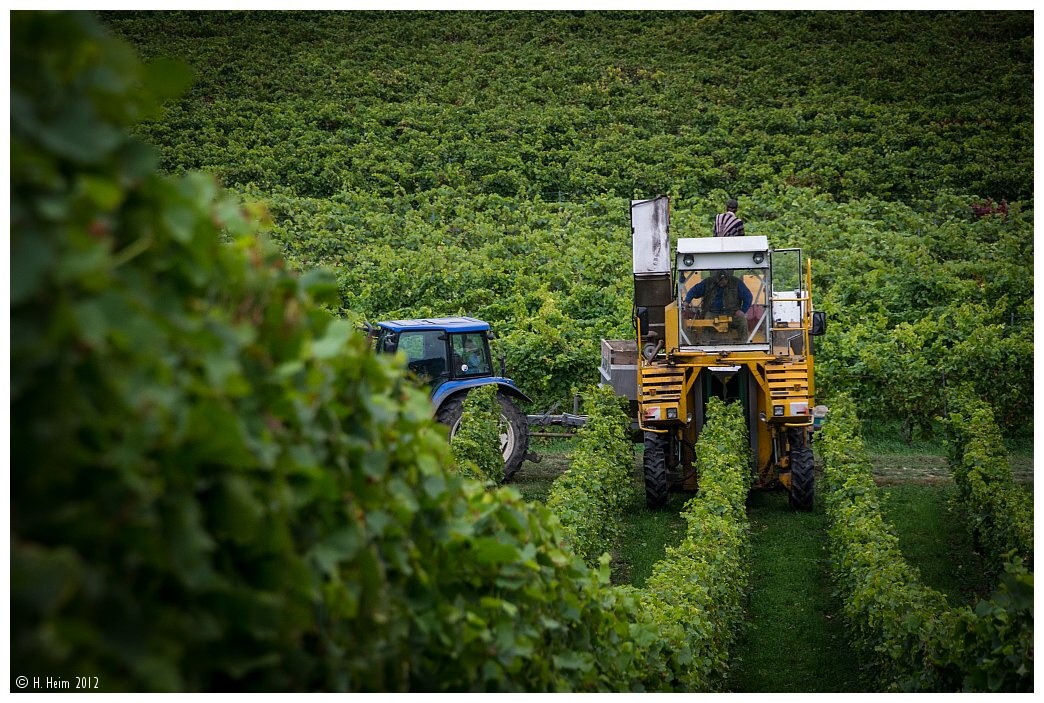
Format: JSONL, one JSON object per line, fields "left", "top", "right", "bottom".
{"left": 495, "top": 393, "right": 529, "bottom": 480}
{"left": 788, "top": 446, "right": 815, "bottom": 511}
{"left": 643, "top": 431, "right": 669, "bottom": 509}
{"left": 438, "top": 390, "right": 530, "bottom": 481}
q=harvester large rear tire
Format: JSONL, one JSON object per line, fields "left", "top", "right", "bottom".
{"left": 788, "top": 446, "right": 815, "bottom": 511}
{"left": 643, "top": 431, "right": 669, "bottom": 509}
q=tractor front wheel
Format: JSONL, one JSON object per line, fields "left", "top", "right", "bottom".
{"left": 643, "top": 431, "right": 669, "bottom": 509}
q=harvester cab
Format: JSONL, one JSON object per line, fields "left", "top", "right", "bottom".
{"left": 603, "top": 196, "right": 827, "bottom": 510}
{"left": 371, "top": 317, "right": 532, "bottom": 479}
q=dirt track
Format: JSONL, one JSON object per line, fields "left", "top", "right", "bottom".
{"left": 518, "top": 447, "right": 1034, "bottom": 500}
{"left": 871, "top": 454, "right": 1033, "bottom": 485}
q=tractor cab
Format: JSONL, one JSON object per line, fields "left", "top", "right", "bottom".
{"left": 375, "top": 316, "right": 496, "bottom": 391}
{"left": 372, "top": 316, "right": 532, "bottom": 479}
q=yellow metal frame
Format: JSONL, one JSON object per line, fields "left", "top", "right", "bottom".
{"left": 636, "top": 256, "right": 819, "bottom": 480}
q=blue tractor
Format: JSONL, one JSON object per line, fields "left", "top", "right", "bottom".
{"left": 371, "top": 317, "right": 532, "bottom": 479}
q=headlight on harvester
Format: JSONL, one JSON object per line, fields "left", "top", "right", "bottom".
{"left": 773, "top": 405, "right": 785, "bottom": 417}
{"left": 667, "top": 408, "right": 678, "bottom": 419}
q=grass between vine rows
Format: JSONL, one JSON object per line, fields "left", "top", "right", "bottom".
{"left": 732, "top": 488, "right": 863, "bottom": 692}
{"left": 512, "top": 435, "right": 1018, "bottom": 693}
{"left": 876, "top": 484, "right": 991, "bottom": 604}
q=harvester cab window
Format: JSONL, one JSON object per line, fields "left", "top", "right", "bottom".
{"left": 678, "top": 267, "right": 769, "bottom": 348}
{"left": 769, "top": 249, "right": 808, "bottom": 355}
{"left": 450, "top": 332, "right": 492, "bottom": 378}
{"left": 396, "top": 330, "right": 448, "bottom": 383}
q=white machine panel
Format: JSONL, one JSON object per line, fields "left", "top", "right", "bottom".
{"left": 631, "top": 197, "right": 671, "bottom": 275}
{"left": 773, "top": 290, "right": 808, "bottom": 323}
{"left": 676, "top": 235, "right": 769, "bottom": 270}
{"left": 677, "top": 235, "right": 769, "bottom": 254}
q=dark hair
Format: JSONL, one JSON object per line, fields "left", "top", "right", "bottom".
{"left": 726, "top": 199, "right": 738, "bottom": 211}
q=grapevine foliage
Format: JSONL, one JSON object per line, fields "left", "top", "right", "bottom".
{"left": 639, "top": 398, "right": 752, "bottom": 689}
{"left": 100, "top": 10, "right": 1034, "bottom": 434}
{"left": 449, "top": 384, "right": 505, "bottom": 484}
{"left": 12, "top": 10, "right": 453, "bottom": 690}
{"left": 940, "top": 387, "right": 1033, "bottom": 578}
{"left": 819, "top": 396, "right": 1032, "bottom": 692}
{"left": 546, "top": 396, "right": 753, "bottom": 690}
{"left": 546, "top": 385, "right": 634, "bottom": 565}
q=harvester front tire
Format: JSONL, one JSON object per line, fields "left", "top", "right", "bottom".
{"left": 788, "top": 446, "right": 815, "bottom": 511}
{"left": 643, "top": 431, "right": 669, "bottom": 509}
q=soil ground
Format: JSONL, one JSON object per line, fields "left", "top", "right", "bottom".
{"left": 871, "top": 453, "right": 1033, "bottom": 485}
{"left": 515, "top": 446, "right": 1034, "bottom": 501}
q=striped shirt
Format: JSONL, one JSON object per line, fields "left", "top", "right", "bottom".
{"left": 714, "top": 211, "right": 745, "bottom": 237}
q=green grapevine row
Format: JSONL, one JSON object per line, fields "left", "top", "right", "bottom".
{"left": 637, "top": 397, "right": 752, "bottom": 689}
{"left": 941, "top": 388, "right": 1033, "bottom": 577}
{"left": 546, "top": 393, "right": 753, "bottom": 690}
{"left": 546, "top": 386, "right": 635, "bottom": 566}
{"left": 818, "top": 396, "right": 1032, "bottom": 691}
